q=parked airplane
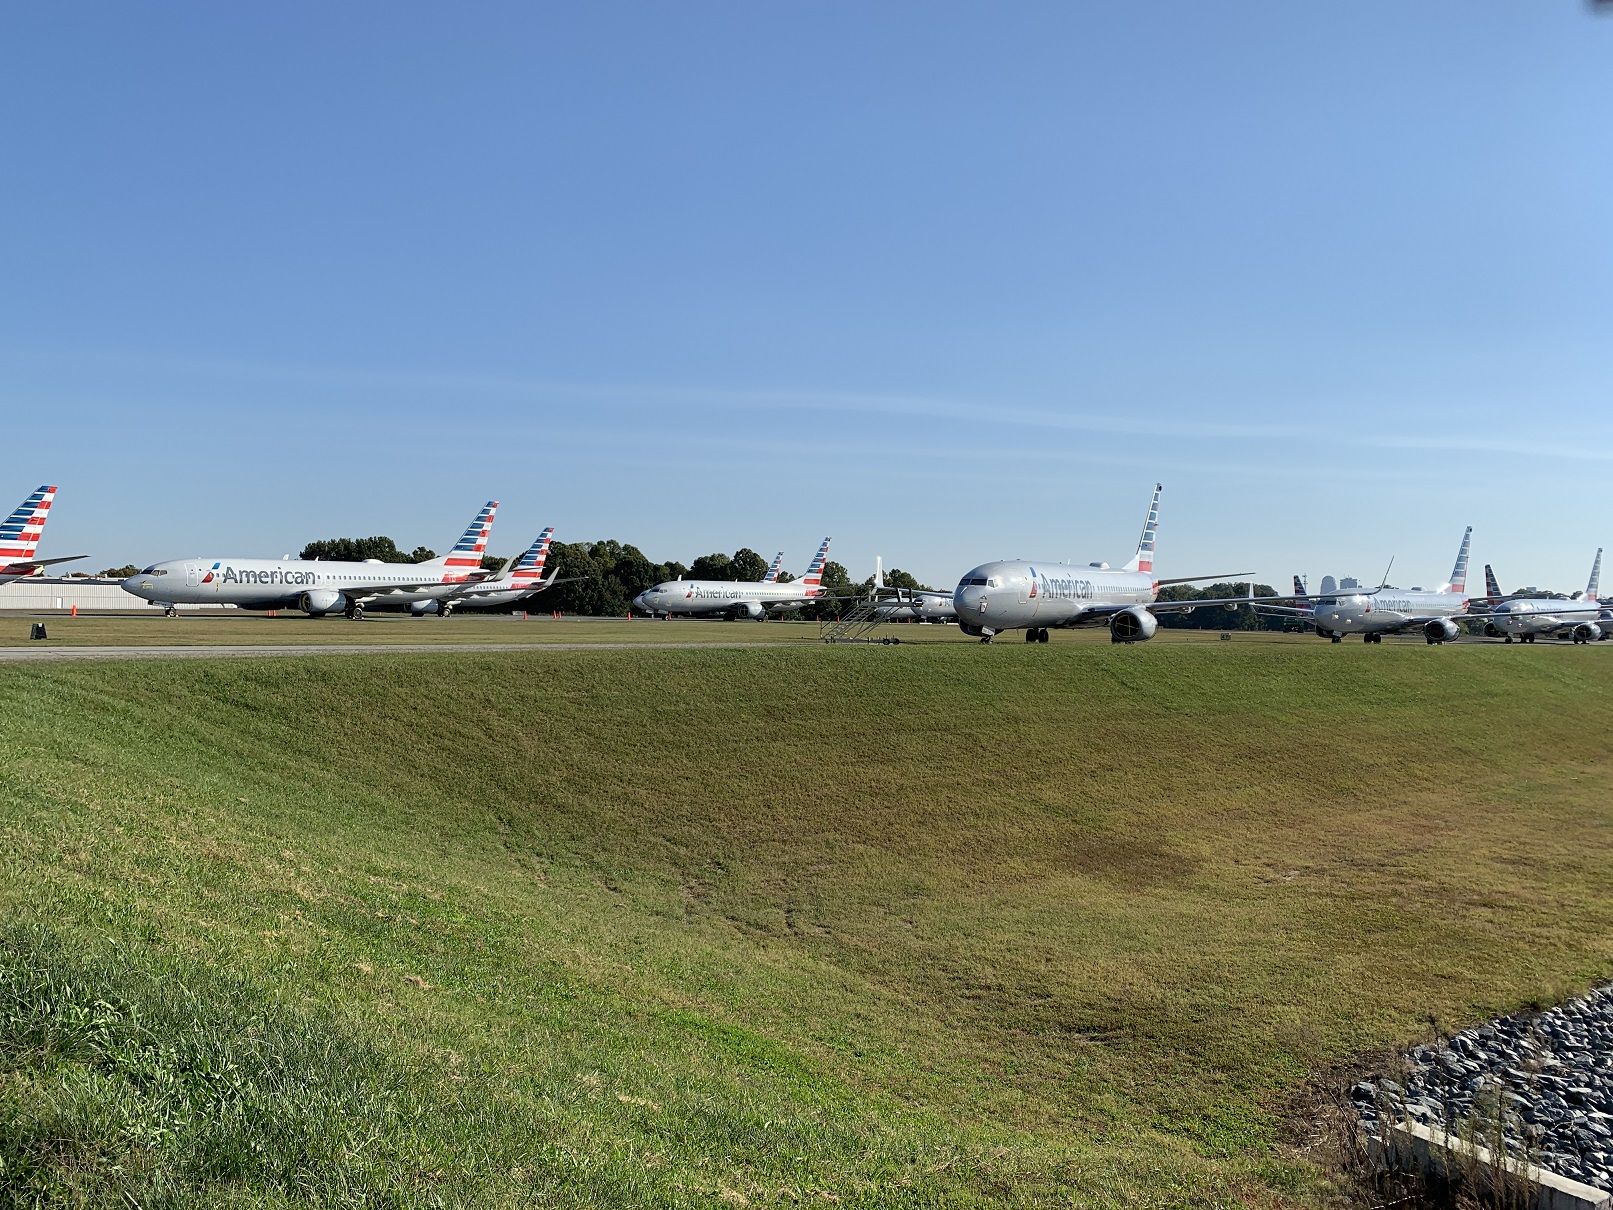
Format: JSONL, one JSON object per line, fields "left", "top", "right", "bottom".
{"left": 122, "top": 501, "right": 501, "bottom": 619}
{"left": 632, "top": 539, "right": 833, "bottom": 619}
{"left": 436, "top": 528, "right": 566, "bottom": 614}
{"left": 951, "top": 484, "right": 1255, "bottom": 643}
{"left": 871, "top": 557, "right": 956, "bottom": 623}
{"left": 1254, "top": 527, "right": 1476, "bottom": 645}
{"left": 761, "top": 552, "right": 784, "bottom": 583}
{"left": 1482, "top": 550, "right": 1610, "bottom": 644}
{"left": 359, "top": 503, "right": 503, "bottom": 615}
{"left": 0, "top": 485, "right": 84, "bottom": 583}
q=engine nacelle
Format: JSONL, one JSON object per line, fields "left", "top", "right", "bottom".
{"left": 299, "top": 589, "right": 347, "bottom": 616}
{"left": 734, "top": 600, "right": 765, "bottom": 620}
{"left": 1423, "top": 618, "right": 1460, "bottom": 643}
{"left": 409, "top": 599, "right": 441, "bottom": 616}
{"left": 1572, "top": 622, "right": 1603, "bottom": 643}
{"left": 1109, "top": 606, "right": 1158, "bottom": 644}
{"left": 1483, "top": 622, "right": 1502, "bottom": 638}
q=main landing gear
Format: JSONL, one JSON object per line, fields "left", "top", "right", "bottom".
{"left": 1023, "top": 628, "right": 1051, "bottom": 644}
{"left": 1362, "top": 633, "right": 1383, "bottom": 644}
{"left": 345, "top": 603, "right": 366, "bottom": 622}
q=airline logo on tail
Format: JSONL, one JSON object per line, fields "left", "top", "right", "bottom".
{"left": 1441, "top": 526, "right": 1472, "bottom": 595}
{"left": 0, "top": 485, "right": 55, "bottom": 564}
{"left": 1122, "top": 482, "right": 1163, "bottom": 577}
{"left": 801, "top": 538, "right": 832, "bottom": 597}
{"left": 762, "top": 552, "right": 784, "bottom": 584}
{"left": 1483, "top": 564, "right": 1503, "bottom": 602}
{"left": 1587, "top": 548, "right": 1602, "bottom": 604}
{"left": 1292, "top": 574, "right": 1307, "bottom": 599}
{"left": 442, "top": 501, "right": 499, "bottom": 581}
{"left": 511, "top": 527, "right": 555, "bottom": 583}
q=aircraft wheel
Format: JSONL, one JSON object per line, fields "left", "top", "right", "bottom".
{"left": 1504, "top": 635, "right": 1513, "bottom": 644}
{"left": 1037, "top": 629, "right": 1050, "bottom": 643}
{"left": 1024, "top": 630, "right": 1038, "bottom": 643}
{"left": 1330, "top": 636, "right": 1341, "bottom": 644}
{"left": 348, "top": 605, "right": 365, "bottom": 622}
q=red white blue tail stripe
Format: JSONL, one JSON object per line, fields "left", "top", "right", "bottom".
{"left": 761, "top": 551, "right": 784, "bottom": 583}
{"left": 801, "top": 537, "right": 831, "bottom": 596}
{"left": 441, "top": 501, "right": 498, "bottom": 582}
{"left": 1123, "top": 483, "right": 1162, "bottom": 576}
{"left": 1587, "top": 548, "right": 1602, "bottom": 604}
{"left": 0, "top": 485, "right": 55, "bottom": 565}
{"left": 511, "top": 527, "right": 555, "bottom": 583}
{"left": 1483, "top": 563, "right": 1503, "bottom": 602}
{"left": 1441, "top": 526, "right": 1472, "bottom": 594}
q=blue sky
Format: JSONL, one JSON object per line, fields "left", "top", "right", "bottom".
{"left": 4, "top": 2, "right": 1610, "bottom": 591}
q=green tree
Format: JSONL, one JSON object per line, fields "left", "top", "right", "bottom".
{"left": 729, "top": 548, "right": 768, "bottom": 582}
{"left": 99, "top": 565, "right": 140, "bottom": 579}
{"left": 301, "top": 536, "right": 424, "bottom": 563}
{"left": 688, "top": 552, "right": 733, "bottom": 580}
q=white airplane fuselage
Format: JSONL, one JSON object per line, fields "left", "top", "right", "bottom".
{"left": 1488, "top": 597, "right": 1613, "bottom": 639}
{"left": 954, "top": 561, "right": 1155, "bottom": 634}
{"left": 123, "top": 558, "right": 465, "bottom": 614}
{"left": 633, "top": 579, "right": 817, "bottom": 619}
{"left": 1312, "top": 590, "right": 1470, "bottom": 636}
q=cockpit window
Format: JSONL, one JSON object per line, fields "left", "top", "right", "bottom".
{"left": 1318, "top": 597, "right": 1337, "bottom": 606}
{"left": 139, "top": 566, "right": 166, "bottom": 576}
{"left": 987, "top": 577, "right": 1002, "bottom": 589}
{"left": 961, "top": 576, "right": 989, "bottom": 587}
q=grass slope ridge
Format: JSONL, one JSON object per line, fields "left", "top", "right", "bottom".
{"left": 1, "top": 644, "right": 1611, "bottom": 1207}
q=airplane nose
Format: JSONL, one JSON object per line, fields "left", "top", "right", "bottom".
{"left": 632, "top": 593, "right": 648, "bottom": 612}
{"left": 121, "top": 574, "right": 147, "bottom": 596}
{"left": 955, "top": 585, "right": 985, "bottom": 616}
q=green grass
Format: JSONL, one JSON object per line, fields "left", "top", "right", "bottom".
{"left": 2, "top": 642, "right": 1611, "bottom": 1207}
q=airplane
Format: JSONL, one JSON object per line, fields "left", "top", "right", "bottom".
{"left": 633, "top": 538, "right": 833, "bottom": 619}
{"left": 0, "top": 485, "right": 85, "bottom": 583}
{"left": 435, "top": 528, "right": 567, "bottom": 614}
{"left": 121, "top": 501, "right": 502, "bottom": 620}
{"left": 1480, "top": 550, "right": 1611, "bottom": 644}
{"left": 870, "top": 556, "right": 956, "bottom": 623}
{"left": 1252, "top": 527, "right": 1477, "bottom": 645}
{"left": 951, "top": 483, "right": 1257, "bottom": 643}
{"left": 356, "top": 503, "right": 504, "bottom": 615}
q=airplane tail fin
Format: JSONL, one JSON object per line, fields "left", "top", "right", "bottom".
{"left": 1438, "top": 526, "right": 1473, "bottom": 594}
{"left": 425, "top": 500, "right": 499, "bottom": 581}
{"left": 761, "top": 551, "right": 784, "bottom": 583}
{"left": 874, "top": 555, "right": 885, "bottom": 589}
{"left": 509, "top": 527, "right": 556, "bottom": 585}
{"left": 1292, "top": 574, "right": 1307, "bottom": 600}
{"left": 1588, "top": 548, "right": 1603, "bottom": 603}
{"left": 1121, "top": 483, "right": 1162, "bottom": 576}
{"left": 1483, "top": 563, "right": 1503, "bottom": 602}
{"left": 800, "top": 537, "right": 831, "bottom": 597}
{"left": 0, "top": 485, "right": 56, "bottom": 564}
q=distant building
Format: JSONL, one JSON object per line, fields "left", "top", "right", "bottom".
{"left": 1340, "top": 577, "right": 1362, "bottom": 590}
{"left": 0, "top": 580, "right": 231, "bottom": 613}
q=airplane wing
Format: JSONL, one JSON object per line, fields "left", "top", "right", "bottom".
{"left": 3, "top": 555, "right": 88, "bottom": 574}
{"left": 1154, "top": 572, "right": 1254, "bottom": 587}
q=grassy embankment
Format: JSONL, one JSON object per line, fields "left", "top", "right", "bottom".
{"left": 2, "top": 641, "right": 1611, "bottom": 1207}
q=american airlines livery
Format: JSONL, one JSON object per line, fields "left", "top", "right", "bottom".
{"left": 633, "top": 538, "right": 833, "bottom": 619}
{"left": 760, "top": 552, "right": 784, "bottom": 583}
{"left": 122, "top": 501, "right": 502, "bottom": 620}
{"left": 439, "top": 528, "right": 565, "bottom": 613}
{"left": 1482, "top": 549, "right": 1611, "bottom": 644}
{"left": 0, "top": 485, "right": 84, "bottom": 583}
{"left": 1256, "top": 527, "right": 1477, "bottom": 645}
{"left": 951, "top": 483, "right": 1255, "bottom": 643}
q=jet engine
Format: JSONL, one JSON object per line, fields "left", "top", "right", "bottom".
{"left": 1423, "top": 618, "right": 1460, "bottom": 644}
{"left": 298, "top": 589, "right": 347, "bottom": 616}
{"left": 1571, "top": 622, "right": 1603, "bottom": 644}
{"left": 409, "top": 600, "right": 442, "bottom": 616}
{"left": 733, "top": 601, "right": 766, "bottom": 620}
{"left": 1483, "top": 621, "right": 1502, "bottom": 638}
{"left": 1109, "top": 606, "right": 1158, "bottom": 644}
